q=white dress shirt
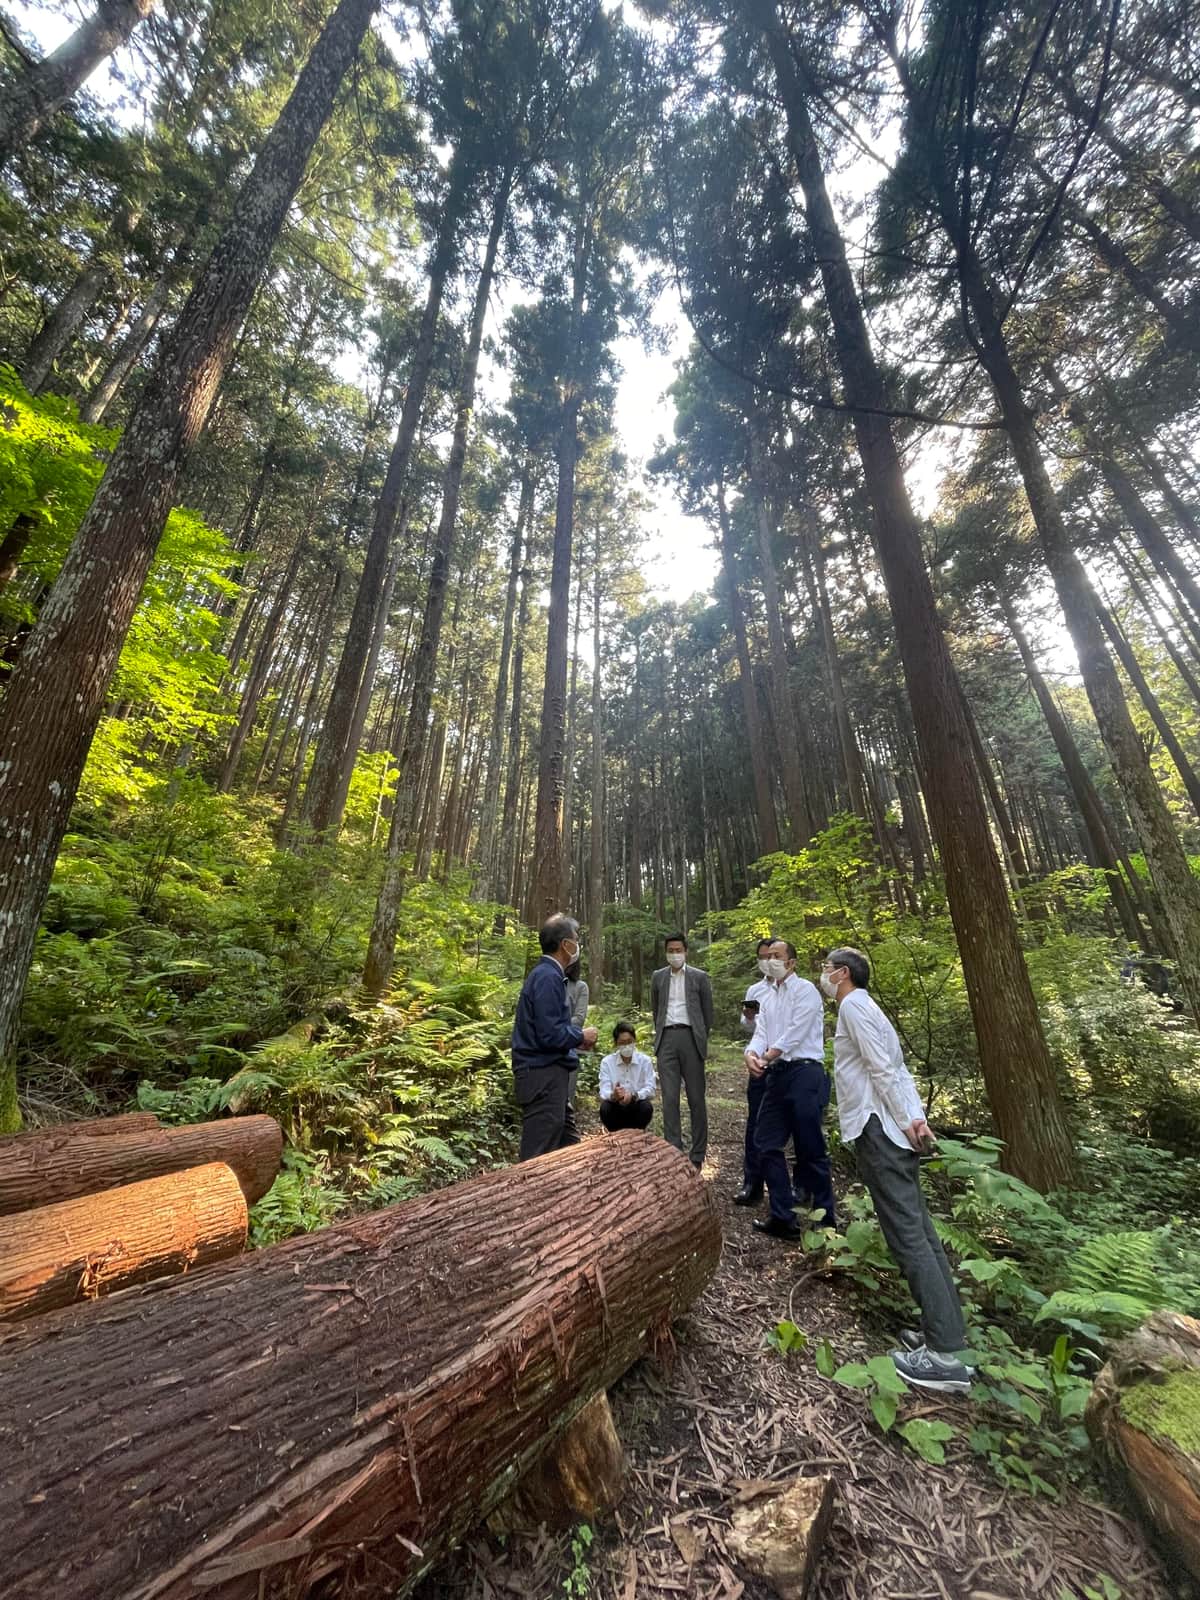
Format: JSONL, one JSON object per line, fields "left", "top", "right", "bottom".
{"left": 599, "top": 1049, "right": 657, "bottom": 1101}
{"left": 665, "top": 965, "right": 690, "bottom": 1026}
{"left": 833, "top": 985, "right": 924, "bottom": 1147}
{"left": 747, "top": 972, "right": 825, "bottom": 1063}
{"left": 744, "top": 977, "right": 770, "bottom": 1005}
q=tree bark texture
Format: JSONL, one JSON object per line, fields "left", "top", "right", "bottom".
{"left": 0, "top": 0, "right": 380, "bottom": 1130}
{"left": 0, "top": 1160, "right": 247, "bottom": 1323}
{"left": 528, "top": 208, "right": 590, "bottom": 925}
{"left": 0, "top": 0, "right": 157, "bottom": 170}
{"left": 22, "top": 261, "right": 112, "bottom": 393}
{"left": 753, "top": 0, "right": 1076, "bottom": 1190}
{"left": 0, "top": 1131, "right": 721, "bottom": 1600}
{"left": 0, "top": 1114, "right": 282, "bottom": 1216}
{"left": 0, "top": 1109, "right": 159, "bottom": 1146}
{"left": 717, "top": 482, "right": 780, "bottom": 854}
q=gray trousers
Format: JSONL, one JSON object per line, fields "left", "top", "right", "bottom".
{"left": 854, "top": 1115, "right": 966, "bottom": 1353}
{"left": 657, "top": 1027, "right": 707, "bottom": 1165}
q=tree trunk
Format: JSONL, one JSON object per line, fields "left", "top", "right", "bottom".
{"left": 753, "top": 0, "right": 1076, "bottom": 1190}
{"left": 528, "top": 207, "right": 590, "bottom": 924}
{"left": 588, "top": 534, "right": 606, "bottom": 986}
{"left": 302, "top": 161, "right": 467, "bottom": 843}
{"left": 946, "top": 215, "right": 1200, "bottom": 1026}
{"left": 0, "top": 1134, "right": 720, "bottom": 1600}
{"left": 499, "top": 550, "right": 534, "bottom": 908}
{"left": 1086, "top": 1311, "right": 1200, "bottom": 1582}
{"left": 0, "top": 1114, "right": 282, "bottom": 1216}
{"left": 0, "top": 0, "right": 379, "bottom": 1132}
{"left": 363, "top": 169, "right": 512, "bottom": 995}
{"left": 80, "top": 269, "right": 172, "bottom": 423}
{"left": 749, "top": 425, "right": 816, "bottom": 846}
{"left": 477, "top": 463, "right": 532, "bottom": 896}
{"left": 0, "top": 1161, "right": 247, "bottom": 1324}
{"left": 218, "top": 529, "right": 310, "bottom": 792}
{"left": 22, "top": 262, "right": 111, "bottom": 393}
{"left": 1002, "top": 595, "right": 1146, "bottom": 948}
{"left": 0, "top": 513, "right": 37, "bottom": 594}
{"left": 0, "top": 0, "right": 157, "bottom": 170}
{"left": 629, "top": 633, "right": 645, "bottom": 1008}
{"left": 0, "top": 1109, "right": 159, "bottom": 1148}
{"left": 717, "top": 482, "right": 779, "bottom": 853}
{"left": 1092, "top": 590, "right": 1200, "bottom": 820}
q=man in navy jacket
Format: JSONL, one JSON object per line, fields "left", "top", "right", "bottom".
{"left": 512, "top": 913, "right": 598, "bottom": 1159}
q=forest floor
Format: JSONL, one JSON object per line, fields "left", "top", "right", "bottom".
{"left": 416, "top": 1048, "right": 1189, "bottom": 1600}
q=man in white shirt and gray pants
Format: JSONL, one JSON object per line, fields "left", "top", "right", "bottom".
{"left": 745, "top": 939, "right": 836, "bottom": 1239}
{"left": 822, "top": 945, "right": 971, "bottom": 1394}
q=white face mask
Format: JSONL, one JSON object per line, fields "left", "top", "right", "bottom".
{"left": 765, "top": 957, "right": 788, "bottom": 980}
{"left": 757, "top": 957, "right": 770, "bottom": 976}
{"left": 619, "top": 1044, "right": 634, "bottom": 1060}
{"left": 819, "top": 971, "right": 839, "bottom": 999}
{"left": 667, "top": 951, "right": 686, "bottom": 970}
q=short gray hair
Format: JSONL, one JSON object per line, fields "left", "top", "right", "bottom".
{"left": 828, "top": 946, "right": 870, "bottom": 988}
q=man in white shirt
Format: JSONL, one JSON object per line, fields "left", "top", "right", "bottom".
{"left": 745, "top": 939, "right": 835, "bottom": 1239}
{"left": 734, "top": 938, "right": 773, "bottom": 1205}
{"left": 822, "top": 946, "right": 970, "bottom": 1394}
{"left": 598, "top": 1022, "right": 656, "bottom": 1132}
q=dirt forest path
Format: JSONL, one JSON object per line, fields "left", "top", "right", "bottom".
{"left": 417, "top": 1048, "right": 1183, "bottom": 1600}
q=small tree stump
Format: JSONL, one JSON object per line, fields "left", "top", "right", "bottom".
{"left": 1086, "top": 1310, "right": 1200, "bottom": 1579}
{"left": 726, "top": 1474, "right": 836, "bottom": 1600}
{"left": 489, "top": 1392, "right": 626, "bottom": 1532}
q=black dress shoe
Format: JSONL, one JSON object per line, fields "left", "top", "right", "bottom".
{"left": 753, "top": 1217, "right": 804, "bottom": 1240}
{"left": 732, "top": 1185, "right": 763, "bottom": 1206}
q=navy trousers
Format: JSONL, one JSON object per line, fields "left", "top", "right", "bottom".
{"left": 754, "top": 1059, "right": 836, "bottom": 1226}
{"left": 743, "top": 1073, "right": 807, "bottom": 1195}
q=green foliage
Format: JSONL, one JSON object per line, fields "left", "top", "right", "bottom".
{"left": 764, "top": 1319, "right": 808, "bottom": 1356}
{"left": 562, "top": 1522, "right": 594, "bottom": 1599}
{"left": 0, "top": 370, "right": 238, "bottom": 811}
{"left": 249, "top": 1149, "right": 349, "bottom": 1247}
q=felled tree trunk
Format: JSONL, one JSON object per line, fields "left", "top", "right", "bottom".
{"left": 1086, "top": 1311, "right": 1200, "bottom": 1579}
{"left": 0, "top": 1109, "right": 160, "bottom": 1145}
{"left": 0, "top": 1161, "right": 247, "bottom": 1323}
{"left": 0, "top": 1114, "right": 282, "bottom": 1215}
{"left": 0, "top": 1132, "right": 721, "bottom": 1600}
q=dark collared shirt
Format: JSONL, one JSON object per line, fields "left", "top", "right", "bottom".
{"left": 512, "top": 955, "right": 584, "bottom": 1071}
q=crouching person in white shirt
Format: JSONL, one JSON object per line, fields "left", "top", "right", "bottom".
{"left": 598, "top": 1022, "right": 656, "bottom": 1133}
{"left": 822, "top": 946, "right": 971, "bottom": 1395}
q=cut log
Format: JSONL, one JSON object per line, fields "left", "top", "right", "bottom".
{"left": 0, "top": 1131, "right": 721, "bottom": 1600}
{"left": 0, "top": 1161, "right": 247, "bottom": 1323}
{"left": 489, "top": 1390, "right": 626, "bottom": 1532}
{"left": 1086, "top": 1310, "right": 1200, "bottom": 1579}
{"left": 0, "top": 1114, "right": 282, "bottom": 1216}
{"left": 727, "top": 1474, "right": 836, "bottom": 1600}
{"left": 0, "top": 1109, "right": 160, "bottom": 1147}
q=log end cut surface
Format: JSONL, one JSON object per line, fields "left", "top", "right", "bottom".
{"left": 0, "top": 1161, "right": 247, "bottom": 1323}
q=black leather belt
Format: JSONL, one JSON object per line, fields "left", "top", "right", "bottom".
{"left": 663, "top": 1024, "right": 692, "bottom": 1030}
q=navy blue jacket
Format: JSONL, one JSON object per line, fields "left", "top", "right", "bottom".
{"left": 512, "top": 955, "right": 584, "bottom": 1071}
